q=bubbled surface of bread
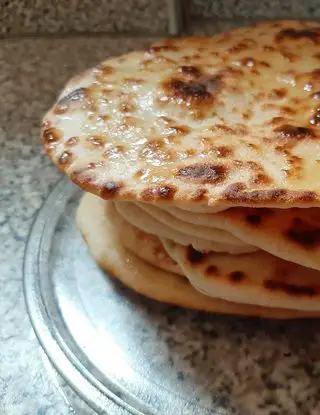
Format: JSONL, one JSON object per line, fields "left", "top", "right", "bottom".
{"left": 43, "top": 20, "right": 320, "bottom": 208}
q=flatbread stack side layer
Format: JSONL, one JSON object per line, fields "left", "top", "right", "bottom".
{"left": 77, "top": 193, "right": 320, "bottom": 319}
{"left": 108, "top": 201, "right": 182, "bottom": 275}
{"left": 43, "top": 20, "right": 320, "bottom": 318}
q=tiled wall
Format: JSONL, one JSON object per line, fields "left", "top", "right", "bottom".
{"left": 189, "top": 0, "right": 320, "bottom": 19}
{"left": 0, "top": 0, "right": 167, "bottom": 35}
{"left": 186, "top": 0, "right": 320, "bottom": 35}
{"left": 0, "top": 0, "right": 319, "bottom": 36}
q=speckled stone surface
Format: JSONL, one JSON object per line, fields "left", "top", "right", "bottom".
{"left": 189, "top": 0, "right": 320, "bottom": 18}
{"left": 0, "top": 0, "right": 167, "bottom": 35}
{"left": 0, "top": 35, "right": 154, "bottom": 415}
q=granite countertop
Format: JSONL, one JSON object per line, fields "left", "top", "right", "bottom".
{"left": 0, "top": 35, "right": 154, "bottom": 414}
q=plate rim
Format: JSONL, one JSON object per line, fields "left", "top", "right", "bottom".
{"left": 23, "top": 177, "right": 150, "bottom": 415}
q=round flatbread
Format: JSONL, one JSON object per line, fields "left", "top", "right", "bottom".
{"left": 163, "top": 205, "right": 320, "bottom": 271}
{"left": 162, "top": 239, "right": 320, "bottom": 311}
{"left": 107, "top": 201, "right": 182, "bottom": 275}
{"left": 114, "top": 201, "right": 257, "bottom": 254}
{"left": 43, "top": 20, "right": 320, "bottom": 209}
{"left": 136, "top": 202, "right": 247, "bottom": 246}
{"left": 76, "top": 192, "right": 320, "bottom": 319}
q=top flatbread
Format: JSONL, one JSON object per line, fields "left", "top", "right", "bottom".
{"left": 42, "top": 20, "right": 320, "bottom": 208}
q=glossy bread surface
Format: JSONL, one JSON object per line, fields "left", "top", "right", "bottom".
{"left": 43, "top": 20, "right": 320, "bottom": 207}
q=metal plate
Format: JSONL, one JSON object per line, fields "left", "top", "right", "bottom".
{"left": 24, "top": 178, "right": 320, "bottom": 415}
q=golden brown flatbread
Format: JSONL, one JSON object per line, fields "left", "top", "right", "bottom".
{"left": 157, "top": 204, "right": 320, "bottom": 271}
{"left": 76, "top": 193, "right": 320, "bottom": 318}
{"left": 114, "top": 201, "right": 257, "bottom": 254}
{"left": 107, "top": 201, "right": 182, "bottom": 275}
{"left": 163, "top": 239, "right": 320, "bottom": 311}
{"left": 43, "top": 20, "right": 320, "bottom": 209}
{"left": 43, "top": 20, "right": 320, "bottom": 319}
{"left": 137, "top": 202, "right": 247, "bottom": 246}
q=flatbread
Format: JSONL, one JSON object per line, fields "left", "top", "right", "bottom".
{"left": 107, "top": 201, "right": 182, "bottom": 275}
{"left": 43, "top": 20, "right": 320, "bottom": 209}
{"left": 217, "top": 207, "right": 320, "bottom": 272}
{"left": 136, "top": 202, "right": 247, "bottom": 246}
{"left": 114, "top": 201, "right": 258, "bottom": 254}
{"left": 76, "top": 192, "right": 320, "bottom": 318}
{"left": 173, "top": 204, "right": 227, "bottom": 213}
{"left": 163, "top": 205, "right": 320, "bottom": 271}
{"left": 162, "top": 239, "right": 320, "bottom": 311}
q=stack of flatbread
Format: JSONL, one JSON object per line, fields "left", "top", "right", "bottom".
{"left": 42, "top": 20, "right": 320, "bottom": 318}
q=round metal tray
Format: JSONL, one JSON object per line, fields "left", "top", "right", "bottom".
{"left": 24, "top": 178, "right": 320, "bottom": 415}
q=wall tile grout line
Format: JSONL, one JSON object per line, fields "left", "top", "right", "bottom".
{"left": 167, "top": 0, "right": 184, "bottom": 35}
{"left": 0, "top": 31, "right": 163, "bottom": 42}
